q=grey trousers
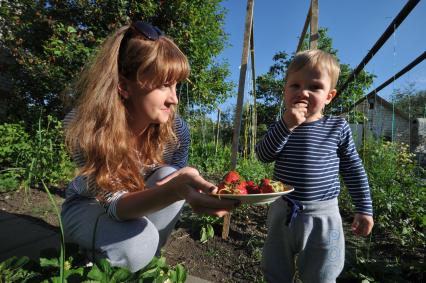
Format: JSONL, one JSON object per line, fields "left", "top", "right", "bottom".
{"left": 262, "top": 197, "right": 345, "bottom": 283}
{"left": 61, "top": 166, "right": 184, "bottom": 272}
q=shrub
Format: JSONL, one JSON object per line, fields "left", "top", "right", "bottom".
{"left": 189, "top": 141, "right": 232, "bottom": 182}
{"left": 0, "top": 115, "right": 75, "bottom": 191}
{"left": 340, "top": 138, "right": 425, "bottom": 248}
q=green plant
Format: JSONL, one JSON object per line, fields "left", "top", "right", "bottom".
{"left": 0, "top": 169, "right": 22, "bottom": 192}
{"left": 340, "top": 138, "right": 425, "bottom": 249}
{"left": 23, "top": 115, "right": 74, "bottom": 191}
{"left": 191, "top": 215, "right": 222, "bottom": 243}
{"left": 189, "top": 141, "right": 231, "bottom": 181}
{"left": 236, "top": 157, "right": 274, "bottom": 184}
{"left": 0, "top": 123, "right": 31, "bottom": 169}
{"left": 0, "top": 115, "right": 75, "bottom": 192}
{"left": 0, "top": 255, "right": 187, "bottom": 283}
{"left": 41, "top": 181, "right": 66, "bottom": 282}
{"left": 0, "top": 256, "right": 38, "bottom": 283}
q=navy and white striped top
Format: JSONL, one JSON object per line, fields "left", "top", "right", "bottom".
{"left": 255, "top": 115, "right": 373, "bottom": 216}
{"left": 64, "top": 111, "right": 190, "bottom": 220}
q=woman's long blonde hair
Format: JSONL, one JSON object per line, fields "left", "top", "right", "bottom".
{"left": 65, "top": 24, "right": 189, "bottom": 194}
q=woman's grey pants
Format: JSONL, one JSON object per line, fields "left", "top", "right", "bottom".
{"left": 61, "top": 166, "right": 184, "bottom": 272}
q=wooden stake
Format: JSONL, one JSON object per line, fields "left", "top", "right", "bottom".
{"left": 223, "top": 0, "right": 254, "bottom": 240}
{"left": 310, "top": 0, "right": 319, "bottom": 50}
{"left": 250, "top": 19, "right": 257, "bottom": 159}
{"left": 296, "top": 1, "right": 311, "bottom": 52}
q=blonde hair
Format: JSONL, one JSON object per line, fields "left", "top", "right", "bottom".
{"left": 286, "top": 49, "right": 340, "bottom": 89}
{"left": 65, "top": 24, "right": 189, "bottom": 195}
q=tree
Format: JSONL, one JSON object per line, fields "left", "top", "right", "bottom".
{"left": 0, "top": 0, "right": 233, "bottom": 123}
{"left": 392, "top": 82, "right": 426, "bottom": 118}
{"left": 254, "top": 28, "right": 375, "bottom": 132}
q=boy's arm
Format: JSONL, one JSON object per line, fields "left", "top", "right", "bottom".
{"left": 338, "top": 121, "right": 373, "bottom": 215}
{"left": 255, "top": 117, "right": 292, "bottom": 163}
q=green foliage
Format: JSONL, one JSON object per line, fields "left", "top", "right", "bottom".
{"left": 23, "top": 115, "right": 74, "bottom": 189}
{"left": 0, "top": 256, "right": 39, "bottom": 283}
{"left": 391, "top": 83, "right": 426, "bottom": 118}
{"left": 0, "top": 115, "right": 74, "bottom": 191}
{"left": 0, "top": 123, "right": 31, "bottom": 168}
{"left": 189, "top": 141, "right": 232, "bottom": 182}
{"left": 0, "top": 255, "right": 186, "bottom": 283}
{"left": 190, "top": 215, "right": 221, "bottom": 244}
{"left": 236, "top": 158, "right": 274, "bottom": 185}
{"left": 340, "top": 138, "right": 425, "bottom": 248}
{"left": 0, "top": 170, "right": 21, "bottom": 192}
{"left": 0, "top": 0, "right": 232, "bottom": 123}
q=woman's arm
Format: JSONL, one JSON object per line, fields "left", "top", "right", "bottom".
{"left": 116, "top": 167, "right": 238, "bottom": 220}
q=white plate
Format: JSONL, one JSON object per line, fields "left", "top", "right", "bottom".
{"left": 211, "top": 188, "right": 294, "bottom": 205}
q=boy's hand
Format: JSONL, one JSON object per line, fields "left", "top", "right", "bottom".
{"left": 283, "top": 103, "right": 308, "bottom": 131}
{"left": 351, "top": 213, "right": 374, "bottom": 237}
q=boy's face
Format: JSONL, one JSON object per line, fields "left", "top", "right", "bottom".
{"left": 284, "top": 65, "right": 336, "bottom": 123}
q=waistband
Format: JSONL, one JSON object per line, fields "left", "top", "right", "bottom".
{"left": 282, "top": 196, "right": 339, "bottom": 215}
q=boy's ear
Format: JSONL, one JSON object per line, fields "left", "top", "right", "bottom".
{"left": 325, "top": 89, "right": 337, "bottom": 105}
{"left": 118, "top": 77, "right": 130, "bottom": 99}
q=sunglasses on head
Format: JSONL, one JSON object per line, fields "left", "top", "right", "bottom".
{"left": 130, "top": 21, "right": 164, "bottom": 41}
{"left": 118, "top": 21, "right": 164, "bottom": 73}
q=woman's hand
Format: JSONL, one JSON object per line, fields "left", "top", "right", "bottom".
{"left": 156, "top": 167, "right": 239, "bottom": 217}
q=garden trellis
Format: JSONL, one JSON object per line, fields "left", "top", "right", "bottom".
{"left": 222, "top": 0, "right": 424, "bottom": 239}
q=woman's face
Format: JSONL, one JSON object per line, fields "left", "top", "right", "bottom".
{"left": 125, "top": 80, "right": 178, "bottom": 134}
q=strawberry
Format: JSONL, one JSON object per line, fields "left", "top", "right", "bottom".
{"left": 217, "top": 182, "right": 232, "bottom": 194}
{"left": 223, "top": 171, "right": 240, "bottom": 184}
{"left": 260, "top": 178, "right": 273, "bottom": 193}
{"left": 246, "top": 180, "right": 261, "bottom": 194}
{"left": 236, "top": 181, "right": 248, "bottom": 195}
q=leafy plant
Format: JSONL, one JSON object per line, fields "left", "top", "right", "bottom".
{"left": 236, "top": 157, "right": 274, "bottom": 185}
{"left": 0, "top": 256, "right": 38, "bottom": 283}
{"left": 0, "top": 169, "right": 22, "bottom": 192}
{"left": 22, "top": 115, "right": 74, "bottom": 190}
{"left": 0, "top": 255, "right": 187, "bottom": 283}
{"left": 189, "top": 141, "right": 232, "bottom": 182}
{"left": 0, "top": 115, "right": 75, "bottom": 192}
{"left": 340, "top": 138, "right": 425, "bottom": 249}
{"left": 190, "top": 215, "right": 222, "bottom": 244}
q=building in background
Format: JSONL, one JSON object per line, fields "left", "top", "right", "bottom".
{"left": 346, "top": 93, "right": 425, "bottom": 166}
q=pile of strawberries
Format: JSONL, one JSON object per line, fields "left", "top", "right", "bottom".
{"left": 217, "top": 171, "right": 288, "bottom": 195}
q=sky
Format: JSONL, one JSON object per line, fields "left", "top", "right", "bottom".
{"left": 216, "top": 0, "right": 426, "bottom": 113}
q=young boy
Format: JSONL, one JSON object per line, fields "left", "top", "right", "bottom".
{"left": 255, "top": 49, "right": 374, "bottom": 283}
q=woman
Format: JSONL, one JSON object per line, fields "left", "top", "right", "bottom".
{"left": 62, "top": 21, "right": 237, "bottom": 272}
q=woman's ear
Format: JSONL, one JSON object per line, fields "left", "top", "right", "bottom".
{"left": 118, "top": 77, "right": 130, "bottom": 100}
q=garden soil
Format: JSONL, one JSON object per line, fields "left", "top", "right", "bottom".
{"left": 0, "top": 187, "right": 423, "bottom": 282}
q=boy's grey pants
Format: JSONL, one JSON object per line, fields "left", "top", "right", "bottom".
{"left": 61, "top": 166, "right": 184, "bottom": 272}
{"left": 262, "top": 197, "right": 345, "bottom": 283}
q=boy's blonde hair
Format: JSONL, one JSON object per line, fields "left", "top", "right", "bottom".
{"left": 65, "top": 25, "right": 189, "bottom": 195}
{"left": 286, "top": 49, "right": 340, "bottom": 89}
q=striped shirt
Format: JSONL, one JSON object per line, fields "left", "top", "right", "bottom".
{"left": 255, "top": 115, "right": 373, "bottom": 216}
{"left": 64, "top": 111, "right": 190, "bottom": 220}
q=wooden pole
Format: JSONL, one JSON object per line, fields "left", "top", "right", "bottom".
{"left": 250, "top": 19, "right": 257, "bottom": 159}
{"left": 309, "top": 0, "right": 318, "bottom": 50}
{"left": 296, "top": 1, "right": 311, "bottom": 52}
{"left": 222, "top": 0, "right": 254, "bottom": 240}
{"left": 215, "top": 108, "right": 221, "bottom": 154}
